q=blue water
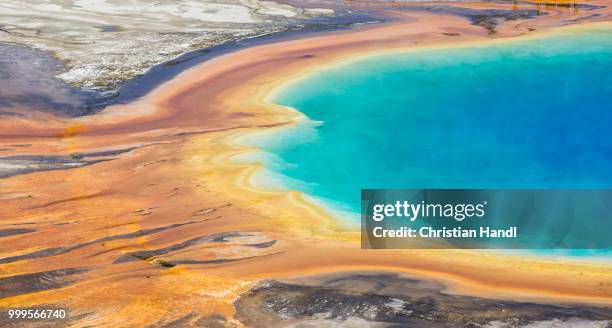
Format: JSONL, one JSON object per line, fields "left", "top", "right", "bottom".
{"left": 245, "top": 27, "right": 612, "bottom": 253}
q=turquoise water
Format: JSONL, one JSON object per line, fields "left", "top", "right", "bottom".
{"left": 245, "top": 27, "right": 612, "bottom": 252}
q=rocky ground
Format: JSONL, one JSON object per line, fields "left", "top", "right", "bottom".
{"left": 235, "top": 273, "right": 612, "bottom": 327}
{"left": 0, "top": 0, "right": 336, "bottom": 90}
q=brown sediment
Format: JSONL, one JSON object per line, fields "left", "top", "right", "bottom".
{"left": 0, "top": 268, "right": 88, "bottom": 299}
{"left": 0, "top": 2, "right": 611, "bottom": 327}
